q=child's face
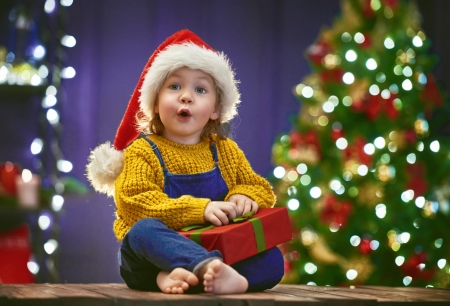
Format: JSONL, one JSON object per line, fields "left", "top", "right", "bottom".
{"left": 155, "top": 67, "right": 220, "bottom": 144}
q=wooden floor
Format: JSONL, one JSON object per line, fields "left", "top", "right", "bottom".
{"left": 1, "top": 283, "right": 449, "bottom": 305}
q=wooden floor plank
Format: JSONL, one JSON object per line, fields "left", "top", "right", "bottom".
{"left": 72, "top": 283, "right": 219, "bottom": 306}
{"left": 1, "top": 283, "right": 450, "bottom": 305}
{"left": 0, "top": 284, "right": 60, "bottom": 306}
{"left": 359, "top": 286, "right": 450, "bottom": 299}
{"left": 268, "top": 285, "right": 377, "bottom": 306}
{"left": 276, "top": 284, "right": 450, "bottom": 306}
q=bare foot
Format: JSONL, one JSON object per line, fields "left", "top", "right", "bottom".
{"left": 156, "top": 268, "right": 199, "bottom": 294}
{"left": 200, "top": 259, "right": 248, "bottom": 294}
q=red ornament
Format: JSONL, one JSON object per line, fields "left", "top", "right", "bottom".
{"left": 359, "top": 239, "right": 372, "bottom": 254}
{"left": 306, "top": 40, "right": 331, "bottom": 66}
{"left": 320, "top": 195, "right": 353, "bottom": 228}
{"left": 364, "top": 93, "right": 399, "bottom": 121}
{"left": 360, "top": 33, "right": 372, "bottom": 49}
{"left": 405, "top": 129, "right": 416, "bottom": 143}
{"left": 362, "top": 0, "right": 375, "bottom": 18}
{"left": 331, "top": 128, "right": 344, "bottom": 141}
{"left": 343, "top": 137, "right": 372, "bottom": 166}
{"left": 319, "top": 68, "right": 344, "bottom": 83}
{"left": 406, "top": 163, "right": 428, "bottom": 197}
{"left": 289, "top": 130, "right": 322, "bottom": 159}
{"left": 420, "top": 74, "right": 444, "bottom": 107}
{"left": 0, "top": 162, "right": 20, "bottom": 196}
{"left": 383, "top": 0, "right": 400, "bottom": 9}
{"left": 400, "top": 252, "right": 435, "bottom": 281}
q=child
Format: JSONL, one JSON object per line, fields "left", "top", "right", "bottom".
{"left": 86, "top": 29, "right": 284, "bottom": 294}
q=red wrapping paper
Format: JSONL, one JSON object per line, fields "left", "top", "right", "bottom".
{"left": 178, "top": 207, "right": 292, "bottom": 265}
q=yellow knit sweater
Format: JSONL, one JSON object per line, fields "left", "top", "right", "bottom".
{"left": 113, "top": 134, "right": 276, "bottom": 241}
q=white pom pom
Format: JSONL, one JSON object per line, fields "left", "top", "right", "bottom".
{"left": 86, "top": 142, "right": 124, "bottom": 197}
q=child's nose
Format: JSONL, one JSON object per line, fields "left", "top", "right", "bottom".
{"left": 180, "top": 90, "right": 193, "bottom": 103}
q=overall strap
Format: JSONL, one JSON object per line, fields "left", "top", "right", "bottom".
{"left": 209, "top": 137, "right": 219, "bottom": 164}
{"left": 139, "top": 134, "right": 166, "bottom": 169}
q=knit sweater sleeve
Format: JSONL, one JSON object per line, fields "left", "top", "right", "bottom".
{"left": 113, "top": 139, "right": 210, "bottom": 235}
{"left": 219, "top": 138, "right": 276, "bottom": 208}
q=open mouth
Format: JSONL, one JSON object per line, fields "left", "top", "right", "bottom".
{"left": 178, "top": 109, "right": 191, "bottom": 118}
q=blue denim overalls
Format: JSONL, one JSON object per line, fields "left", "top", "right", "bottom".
{"left": 119, "top": 136, "right": 284, "bottom": 292}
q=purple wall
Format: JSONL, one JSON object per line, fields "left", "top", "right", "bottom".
{"left": 2, "top": 0, "right": 447, "bottom": 283}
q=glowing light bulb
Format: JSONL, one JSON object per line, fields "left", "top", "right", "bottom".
{"left": 60, "top": 0, "right": 74, "bottom": 7}
{"left": 57, "top": 160, "right": 73, "bottom": 173}
{"left": 336, "top": 138, "right": 348, "bottom": 150}
{"left": 52, "top": 195, "right": 64, "bottom": 211}
{"left": 395, "top": 256, "right": 405, "bottom": 266}
{"left": 302, "top": 86, "right": 314, "bottom": 98}
{"left": 366, "top": 58, "right": 377, "bottom": 70}
{"left": 46, "top": 109, "right": 59, "bottom": 125}
{"left": 22, "top": 169, "right": 32, "bottom": 183}
{"left": 287, "top": 199, "right": 300, "bottom": 211}
{"left": 345, "top": 50, "right": 357, "bottom": 62}
{"left": 27, "top": 261, "right": 40, "bottom": 274}
{"left": 370, "top": 240, "right": 379, "bottom": 250}
{"left": 350, "top": 235, "right": 361, "bottom": 246}
{"left": 305, "top": 263, "right": 318, "bottom": 274}
{"left": 33, "top": 45, "right": 46, "bottom": 59}
{"left": 430, "top": 140, "right": 440, "bottom": 152}
{"left": 61, "top": 35, "right": 76, "bottom": 47}
{"left": 30, "top": 138, "right": 43, "bottom": 155}
{"left": 44, "top": 239, "right": 58, "bottom": 254}
{"left": 343, "top": 72, "right": 355, "bottom": 84}
{"left": 374, "top": 137, "right": 385, "bottom": 149}
{"left": 384, "top": 37, "right": 395, "bottom": 49}
{"left": 412, "top": 36, "right": 423, "bottom": 47}
{"left": 323, "top": 101, "right": 335, "bottom": 113}
{"left": 369, "top": 84, "right": 380, "bottom": 95}
{"left": 375, "top": 204, "right": 386, "bottom": 218}
{"left": 310, "top": 187, "right": 322, "bottom": 199}
{"left": 296, "top": 163, "right": 307, "bottom": 174}
{"left": 403, "top": 276, "right": 412, "bottom": 286}
{"left": 406, "top": 153, "right": 416, "bottom": 164}
{"left": 44, "top": 0, "right": 56, "bottom": 13}
{"left": 273, "top": 166, "right": 285, "bottom": 179}
{"left": 38, "top": 215, "right": 51, "bottom": 230}
{"left": 354, "top": 32, "right": 365, "bottom": 44}
{"left": 61, "top": 67, "right": 76, "bottom": 79}
{"left": 346, "top": 269, "right": 358, "bottom": 280}
{"left": 402, "top": 79, "right": 413, "bottom": 91}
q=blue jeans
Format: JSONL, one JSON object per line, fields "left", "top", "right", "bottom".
{"left": 119, "top": 218, "right": 284, "bottom": 292}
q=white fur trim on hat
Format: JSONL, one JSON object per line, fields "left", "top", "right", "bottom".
{"left": 86, "top": 142, "right": 124, "bottom": 196}
{"left": 139, "top": 43, "right": 241, "bottom": 123}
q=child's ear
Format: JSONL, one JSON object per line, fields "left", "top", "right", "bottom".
{"left": 210, "top": 104, "right": 220, "bottom": 120}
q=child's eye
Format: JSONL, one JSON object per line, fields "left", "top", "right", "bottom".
{"left": 169, "top": 84, "right": 180, "bottom": 90}
{"left": 195, "top": 87, "right": 207, "bottom": 94}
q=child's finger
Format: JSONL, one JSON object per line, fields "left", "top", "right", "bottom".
{"left": 215, "top": 210, "right": 229, "bottom": 225}
{"left": 251, "top": 201, "right": 258, "bottom": 213}
{"left": 208, "top": 213, "right": 222, "bottom": 226}
{"left": 222, "top": 203, "right": 237, "bottom": 220}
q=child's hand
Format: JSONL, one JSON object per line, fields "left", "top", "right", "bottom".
{"left": 204, "top": 201, "right": 239, "bottom": 226}
{"left": 227, "top": 194, "right": 258, "bottom": 216}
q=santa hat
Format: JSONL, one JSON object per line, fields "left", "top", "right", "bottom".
{"left": 86, "top": 29, "right": 240, "bottom": 196}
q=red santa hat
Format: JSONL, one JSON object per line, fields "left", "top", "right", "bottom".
{"left": 86, "top": 29, "right": 240, "bottom": 196}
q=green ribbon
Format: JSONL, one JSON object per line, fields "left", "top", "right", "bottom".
{"left": 180, "top": 211, "right": 266, "bottom": 253}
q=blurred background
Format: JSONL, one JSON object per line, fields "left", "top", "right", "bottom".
{"left": 0, "top": 0, "right": 449, "bottom": 286}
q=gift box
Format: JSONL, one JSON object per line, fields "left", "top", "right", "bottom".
{"left": 178, "top": 207, "right": 292, "bottom": 265}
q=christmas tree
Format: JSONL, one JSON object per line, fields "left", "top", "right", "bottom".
{"left": 272, "top": 0, "right": 450, "bottom": 288}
